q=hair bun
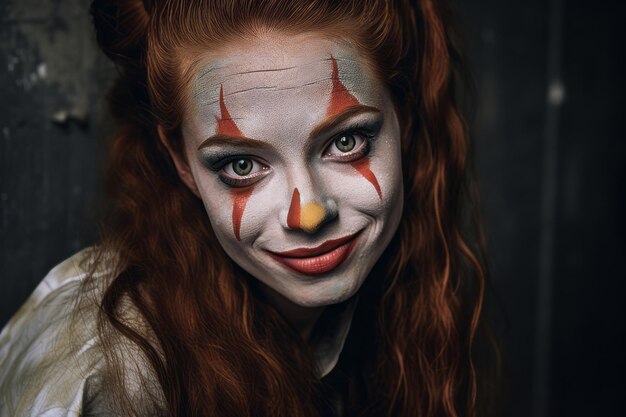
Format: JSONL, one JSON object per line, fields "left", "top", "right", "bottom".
{"left": 90, "top": 0, "right": 151, "bottom": 66}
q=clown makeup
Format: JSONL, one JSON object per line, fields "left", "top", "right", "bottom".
{"left": 178, "top": 31, "right": 403, "bottom": 311}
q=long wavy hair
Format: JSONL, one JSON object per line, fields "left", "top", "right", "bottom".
{"left": 88, "top": 0, "right": 493, "bottom": 416}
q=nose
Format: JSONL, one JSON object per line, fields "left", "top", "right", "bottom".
{"left": 282, "top": 187, "right": 337, "bottom": 234}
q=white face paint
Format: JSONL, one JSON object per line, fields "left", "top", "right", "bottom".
{"left": 180, "top": 31, "right": 403, "bottom": 308}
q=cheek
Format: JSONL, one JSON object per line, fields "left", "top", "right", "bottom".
{"left": 191, "top": 172, "right": 243, "bottom": 246}
{"left": 197, "top": 172, "right": 288, "bottom": 245}
{"left": 320, "top": 141, "right": 402, "bottom": 218}
{"left": 201, "top": 190, "right": 260, "bottom": 245}
{"left": 230, "top": 182, "right": 282, "bottom": 238}
{"left": 350, "top": 157, "right": 382, "bottom": 200}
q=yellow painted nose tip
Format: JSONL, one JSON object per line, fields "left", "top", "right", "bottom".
{"left": 300, "top": 203, "right": 326, "bottom": 233}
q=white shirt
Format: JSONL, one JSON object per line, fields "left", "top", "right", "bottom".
{"left": 0, "top": 249, "right": 357, "bottom": 416}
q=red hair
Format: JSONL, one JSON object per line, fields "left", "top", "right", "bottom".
{"left": 89, "top": 0, "right": 492, "bottom": 416}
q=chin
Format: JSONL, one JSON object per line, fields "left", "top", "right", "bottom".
{"left": 276, "top": 270, "right": 366, "bottom": 308}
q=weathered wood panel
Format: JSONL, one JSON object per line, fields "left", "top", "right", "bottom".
{"left": 0, "top": 0, "right": 113, "bottom": 322}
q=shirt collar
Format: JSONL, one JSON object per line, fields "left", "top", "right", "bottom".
{"left": 310, "top": 294, "right": 360, "bottom": 378}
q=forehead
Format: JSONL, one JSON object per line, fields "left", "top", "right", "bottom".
{"left": 182, "top": 31, "right": 386, "bottom": 143}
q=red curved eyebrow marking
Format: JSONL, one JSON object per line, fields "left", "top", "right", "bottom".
{"left": 327, "top": 57, "right": 360, "bottom": 117}
{"left": 287, "top": 188, "right": 301, "bottom": 229}
{"left": 216, "top": 84, "right": 243, "bottom": 138}
{"left": 327, "top": 56, "right": 382, "bottom": 200}
{"left": 216, "top": 84, "right": 253, "bottom": 240}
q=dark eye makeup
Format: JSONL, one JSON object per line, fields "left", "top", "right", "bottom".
{"left": 219, "top": 161, "right": 270, "bottom": 187}
{"left": 199, "top": 117, "right": 383, "bottom": 188}
{"left": 320, "top": 117, "right": 382, "bottom": 162}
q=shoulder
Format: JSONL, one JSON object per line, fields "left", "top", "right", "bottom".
{"left": 0, "top": 248, "right": 163, "bottom": 416}
{"left": 0, "top": 248, "right": 107, "bottom": 357}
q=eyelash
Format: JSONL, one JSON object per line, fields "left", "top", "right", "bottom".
{"left": 215, "top": 157, "right": 271, "bottom": 187}
{"left": 322, "top": 128, "right": 374, "bottom": 162}
{"left": 209, "top": 125, "right": 379, "bottom": 188}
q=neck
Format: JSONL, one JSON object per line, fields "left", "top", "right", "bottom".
{"left": 260, "top": 284, "right": 325, "bottom": 342}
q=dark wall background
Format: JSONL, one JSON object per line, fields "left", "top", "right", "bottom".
{"left": 1, "top": 0, "right": 624, "bottom": 416}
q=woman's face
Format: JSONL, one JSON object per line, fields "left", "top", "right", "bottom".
{"left": 176, "top": 31, "right": 403, "bottom": 308}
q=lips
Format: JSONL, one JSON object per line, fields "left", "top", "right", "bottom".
{"left": 267, "top": 231, "right": 362, "bottom": 275}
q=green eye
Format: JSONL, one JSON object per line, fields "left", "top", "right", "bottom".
{"left": 335, "top": 134, "right": 356, "bottom": 152}
{"left": 232, "top": 159, "right": 253, "bottom": 176}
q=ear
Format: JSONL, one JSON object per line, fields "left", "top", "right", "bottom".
{"left": 158, "top": 126, "right": 201, "bottom": 198}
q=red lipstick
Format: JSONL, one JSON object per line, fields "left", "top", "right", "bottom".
{"left": 267, "top": 231, "right": 362, "bottom": 275}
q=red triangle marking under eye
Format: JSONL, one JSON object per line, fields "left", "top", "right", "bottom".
{"left": 231, "top": 186, "right": 254, "bottom": 241}
{"left": 351, "top": 157, "right": 382, "bottom": 200}
{"left": 216, "top": 84, "right": 243, "bottom": 138}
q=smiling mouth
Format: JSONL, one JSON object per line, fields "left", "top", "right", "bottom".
{"left": 266, "top": 230, "right": 363, "bottom": 276}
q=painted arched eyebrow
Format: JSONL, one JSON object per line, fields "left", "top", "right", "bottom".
{"left": 308, "top": 104, "right": 381, "bottom": 140}
{"left": 198, "top": 105, "right": 381, "bottom": 150}
{"left": 197, "top": 135, "right": 271, "bottom": 151}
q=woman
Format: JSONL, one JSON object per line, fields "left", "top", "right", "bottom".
{"left": 0, "top": 0, "right": 492, "bottom": 416}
